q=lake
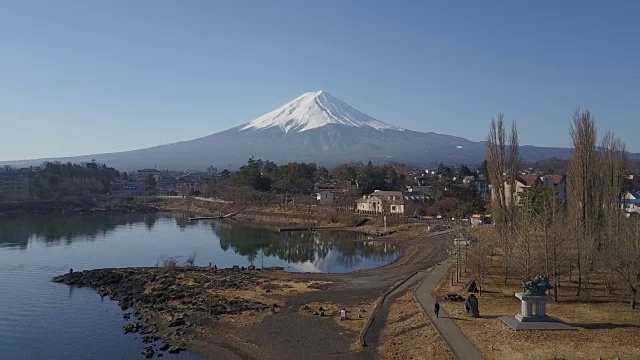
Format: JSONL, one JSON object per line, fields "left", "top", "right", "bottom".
{"left": 0, "top": 213, "right": 400, "bottom": 359}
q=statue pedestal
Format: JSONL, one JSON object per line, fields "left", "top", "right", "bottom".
{"left": 514, "top": 293, "right": 549, "bottom": 322}
{"left": 499, "top": 293, "right": 576, "bottom": 331}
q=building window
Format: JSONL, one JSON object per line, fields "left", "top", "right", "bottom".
{"left": 391, "top": 206, "right": 396, "bottom": 211}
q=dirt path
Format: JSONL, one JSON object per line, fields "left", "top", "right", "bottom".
{"left": 232, "top": 230, "right": 454, "bottom": 359}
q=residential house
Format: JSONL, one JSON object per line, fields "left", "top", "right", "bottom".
{"left": 316, "top": 190, "right": 335, "bottom": 204}
{"left": 541, "top": 175, "right": 567, "bottom": 203}
{"left": 157, "top": 176, "right": 177, "bottom": 195}
{"left": 356, "top": 190, "right": 426, "bottom": 215}
{"left": 175, "top": 175, "right": 205, "bottom": 196}
{"left": 476, "top": 174, "right": 490, "bottom": 201}
{"left": 492, "top": 174, "right": 569, "bottom": 206}
{"left": 137, "top": 168, "right": 162, "bottom": 178}
{"left": 0, "top": 170, "right": 29, "bottom": 200}
{"left": 462, "top": 176, "right": 476, "bottom": 186}
{"left": 314, "top": 181, "right": 357, "bottom": 205}
{"left": 110, "top": 180, "right": 146, "bottom": 197}
{"left": 405, "top": 185, "right": 432, "bottom": 196}
{"left": 622, "top": 191, "right": 640, "bottom": 214}
{"left": 491, "top": 175, "right": 543, "bottom": 206}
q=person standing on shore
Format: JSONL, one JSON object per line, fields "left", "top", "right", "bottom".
{"left": 434, "top": 301, "right": 440, "bottom": 318}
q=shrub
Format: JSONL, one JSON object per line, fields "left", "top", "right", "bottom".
{"left": 184, "top": 251, "right": 197, "bottom": 267}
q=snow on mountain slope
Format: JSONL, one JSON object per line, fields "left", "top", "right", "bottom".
{"left": 240, "top": 90, "right": 404, "bottom": 133}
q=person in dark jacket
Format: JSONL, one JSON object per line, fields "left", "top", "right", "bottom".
{"left": 434, "top": 301, "right": 440, "bottom": 318}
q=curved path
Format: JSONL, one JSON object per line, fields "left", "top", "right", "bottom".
{"left": 414, "top": 261, "right": 483, "bottom": 360}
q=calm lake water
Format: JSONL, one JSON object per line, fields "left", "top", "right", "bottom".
{"left": 0, "top": 213, "right": 399, "bottom": 360}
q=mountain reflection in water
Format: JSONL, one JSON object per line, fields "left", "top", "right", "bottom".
{"left": 0, "top": 213, "right": 400, "bottom": 273}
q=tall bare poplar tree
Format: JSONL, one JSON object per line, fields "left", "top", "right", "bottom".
{"left": 598, "top": 132, "right": 627, "bottom": 257}
{"left": 540, "top": 186, "right": 570, "bottom": 301}
{"left": 567, "top": 109, "right": 599, "bottom": 296}
{"left": 487, "top": 114, "right": 519, "bottom": 284}
{"left": 597, "top": 132, "right": 639, "bottom": 308}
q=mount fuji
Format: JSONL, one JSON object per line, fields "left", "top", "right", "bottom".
{"left": 2, "top": 91, "right": 576, "bottom": 170}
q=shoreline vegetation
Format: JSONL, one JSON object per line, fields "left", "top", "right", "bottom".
{"left": 0, "top": 195, "right": 420, "bottom": 236}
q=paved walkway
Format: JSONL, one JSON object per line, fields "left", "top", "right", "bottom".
{"left": 414, "top": 262, "right": 484, "bottom": 360}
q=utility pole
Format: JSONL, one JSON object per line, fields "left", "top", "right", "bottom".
{"left": 464, "top": 240, "right": 469, "bottom": 274}
{"left": 456, "top": 238, "right": 460, "bottom": 282}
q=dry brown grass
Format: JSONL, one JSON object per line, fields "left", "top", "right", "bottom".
{"left": 434, "top": 264, "right": 640, "bottom": 359}
{"left": 299, "top": 300, "right": 377, "bottom": 351}
{"left": 167, "top": 272, "right": 333, "bottom": 328}
{"left": 378, "top": 286, "right": 453, "bottom": 360}
{"left": 210, "top": 279, "right": 334, "bottom": 328}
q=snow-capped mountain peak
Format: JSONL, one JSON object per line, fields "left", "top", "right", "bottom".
{"left": 240, "top": 90, "right": 404, "bottom": 133}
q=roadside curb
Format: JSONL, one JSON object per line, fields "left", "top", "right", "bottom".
{"left": 359, "top": 270, "right": 421, "bottom": 348}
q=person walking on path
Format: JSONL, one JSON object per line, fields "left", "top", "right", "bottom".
{"left": 434, "top": 301, "right": 440, "bottom": 318}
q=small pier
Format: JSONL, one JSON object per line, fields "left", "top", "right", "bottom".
{"left": 188, "top": 213, "right": 237, "bottom": 221}
{"left": 277, "top": 225, "right": 341, "bottom": 232}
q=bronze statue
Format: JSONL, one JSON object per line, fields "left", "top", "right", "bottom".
{"left": 522, "top": 274, "right": 552, "bottom": 296}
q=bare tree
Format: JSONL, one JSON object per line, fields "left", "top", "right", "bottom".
{"left": 598, "top": 132, "right": 627, "bottom": 256}
{"left": 597, "top": 132, "right": 639, "bottom": 308}
{"left": 542, "top": 188, "right": 570, "bottom": 302}
{"left": 608, "top": 216, "right": 640, "bottom": 309}
{"left": 487, "top": 114, "right": 519, "bottom": 284}
{"left": 567, "top": 109, "right": 600, "bottom": 296}
{"left": 468, "top": 228, "right": 495, "bottom": 295}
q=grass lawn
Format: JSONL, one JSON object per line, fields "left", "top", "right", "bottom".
{"left": 433, "top": 263, "right": 640, "bottom": 359}
{"left": 378, "top": 285, "right": 453, "bottom": 360}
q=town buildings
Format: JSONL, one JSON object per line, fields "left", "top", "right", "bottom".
{"left": 0, "top": 169, "right": 30, "bottom": 200}
{"left": 109, "top": 180, "right": 146, "bottom": 196}
{"left": 491, "top": 174, "right": 566, "bottom": 206}
{"left": 404, "top": 185, "right": 432, "bottom": 195}
{"left": 622, "top": 191, "right": 640, "bottom": 215}
{"left": 356, "top": 190, "right": 427, "bottom": 215}
{"left": 316, "top": 190, "right": 335, "bottom": 204}
{"left": 115, "top": 169, "right": 211, "bottom": 197}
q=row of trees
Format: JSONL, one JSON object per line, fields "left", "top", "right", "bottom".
{"left": 480, "top": 110, "right": 639, "bottom": 308}
{"left": 205, "top": 158, "right": 486, "bottom": 217}
{"left": 28, "top": 161, "right": 121, "bottom": 201}
{"left": 207, "top": 158, "right": 408, "bottom": 201}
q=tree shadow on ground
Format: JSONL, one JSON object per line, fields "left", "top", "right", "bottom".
{"left": 396, "top": 324, "right": 427, "bottom": 337}
{"left": 560, "top": 298, "right": 623, "bottom": 305}
{"left": 571, "top": 322, "right": 640, "bottom": 330}
{"left": 442, "top": 316, "right": 472, "bottom": 321}
{"left": 479, "top": 315, "right": 500, "bottom": 319}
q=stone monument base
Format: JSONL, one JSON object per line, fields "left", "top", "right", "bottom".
{"left": 499, "top": 315, "right": 576, "bottom": 330}
{"left": 499, "top": 293, "right": 576, "bottom": 331}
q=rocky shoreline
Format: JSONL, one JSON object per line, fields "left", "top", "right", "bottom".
{"left": 52, "top": 266, "right": 324, "bottom": 358}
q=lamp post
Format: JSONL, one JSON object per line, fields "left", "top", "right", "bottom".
{"left": 384, "top": 215, "right": 387, "bottom": 234}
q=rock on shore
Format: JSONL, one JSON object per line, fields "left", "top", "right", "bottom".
{"left": 52, "top": 267, "right": 270, "bottom": 315}
{"left": 52, "top": 267, "right": 275, "bottom": 354}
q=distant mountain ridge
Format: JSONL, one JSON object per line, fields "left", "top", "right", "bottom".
{"left": 2, "top": 91, "right": 636, "bottom": 170}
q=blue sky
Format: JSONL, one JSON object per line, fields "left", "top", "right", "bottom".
{"left": 1, "top": 0, "right": 639, "bottom": 160}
